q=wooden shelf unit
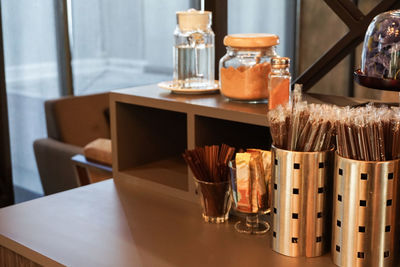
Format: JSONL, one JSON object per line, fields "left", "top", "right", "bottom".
{"left": 110, "top": 84, "right": 270, "bottom": 201}
{"left": 110, "top": 84, "right": 369, "bottom": 201}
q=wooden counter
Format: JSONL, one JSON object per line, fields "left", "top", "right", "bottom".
{"left": 0, "top": 86, "right": 372, "bottom": 266}
{"left": 0, "top": 179, "right": 336, "bottom": 267}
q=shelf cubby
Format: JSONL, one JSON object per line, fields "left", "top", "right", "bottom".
{"left": 195, "top": 115, "right": 271, "bottom": 150}
{"left": 114, "top": 102, "right": 188, "bottom": 191}
{"left": 111, "top": 84, "right": 273, "bottom": 200}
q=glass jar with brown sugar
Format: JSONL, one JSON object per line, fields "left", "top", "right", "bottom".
{"left": 219, "top": 33, "right": 279, "bottom": 103}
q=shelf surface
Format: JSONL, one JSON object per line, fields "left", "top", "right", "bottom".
{"left": 110, "top": 84, "right": 372, "bottom": 127}
{"left": 111, "top": 85, "right": 270, "bottom": 126}
{"left": 119, "top": 157, "right": 188, "bottom": 191}
{"left": 0, "top": 179, "right": 336, "bottom": 267}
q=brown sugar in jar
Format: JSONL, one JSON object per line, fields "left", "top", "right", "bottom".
{"left": 220, "top": 62, "right": 271, "bottom": 100}
{"left": 219, "top": 33, "right": 279, "bottom": 102}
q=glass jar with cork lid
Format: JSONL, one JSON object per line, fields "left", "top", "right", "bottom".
{"left": 219, "top": 33, "right": 279, "bottom": 102}
{"left": 173, "top": 9, "right": 216, "bottom": 90}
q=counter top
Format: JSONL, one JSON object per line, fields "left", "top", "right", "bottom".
{"left": 0, "top": 85, "right": 368, "bottom": 266}
{"left": 0, "top": 178, "right": 336, "bottom": 267}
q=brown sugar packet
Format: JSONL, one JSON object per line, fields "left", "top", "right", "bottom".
{"left": 248, "top": 151, "right": 266, "bottom": 213}
{"left": 247, "top": 149, "right": 269, "bottom": 210}
{"left": 235, "top": 153, "right": 252, "bottom": 213}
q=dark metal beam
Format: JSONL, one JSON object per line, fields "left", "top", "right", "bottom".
{"left": 205, "top": 0, "right": 227, "bottom": 80}
{"left": 337, "top": 0, "right": 364, "bottom": 21}
{"left": 298, "top": 32, "right": 364, "bottom": 92}
{"left": 0, "top": 2, "right": 14, "bottom": 207}
{"left": 295, "top": 0, "right": 400, "bottom": 92}
{"left": 286, "top": 0, "right": 299, "bottom": 78}
{"left": 336, "top": 0, "right": 364, "bottom": 19}
{"left": 323, "top": 0, "right": 364, "bottom": 29}
{"left": 348, "top": 0, "right": 359, "bottom": 97}
{"left": 293, "top": 0, "right": 302, "bottom": 79}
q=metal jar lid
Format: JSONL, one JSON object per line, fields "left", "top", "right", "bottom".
{"left": 271, "top": 57, "right": 290, "bottom": 68}
{"left": 223, "top": 33, "right": 279, "bottom": 48}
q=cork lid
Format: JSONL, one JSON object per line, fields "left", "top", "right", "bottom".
{"left": 177, "top": 9, "right": 212, "bottom": 31}
{"left": 223, "top": 33, "right": 279, "bottom": 48}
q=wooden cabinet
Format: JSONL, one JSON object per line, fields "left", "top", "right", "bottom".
{"left": 110, "top": 85, "right": 367, "bottom": 201}
{"left": 110, "top": 84, "right": 271, "bottom": 201}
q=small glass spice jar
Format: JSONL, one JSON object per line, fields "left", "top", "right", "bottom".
{"left": 268, "top": 57, "right": 291, "bottom": 110}
{"left": 219, "top": 33, "right": 279, "bottom": 102}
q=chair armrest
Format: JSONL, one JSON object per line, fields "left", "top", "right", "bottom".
{"left": 33, "top": 138, "right": 83, "bottom": 195}
{"left": 71, "top": 154, "right": 112, "bottom": 185}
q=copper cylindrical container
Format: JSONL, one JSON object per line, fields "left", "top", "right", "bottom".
{"left": 332, "top": 154, "right": 400, "bottom": 267}
{"left": 271, "top": 147, "right": 333, "bottom": 257}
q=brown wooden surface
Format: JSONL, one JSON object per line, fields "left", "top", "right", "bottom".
{"left": 0, "top": 245, "right": 41, "bottom": 267}
{"left": 111, "top": 85, "right": 371, "bottom": 126}
{"left": 110, "top": 85, "right": 271, "bottom": 127}
{"left": 0, "top": 179, "right": 337, "bottom": 267}
{"left": 120, "top": 157, "right": 187, "bottom": 191}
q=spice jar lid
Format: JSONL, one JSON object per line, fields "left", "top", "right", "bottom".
{"left": 177, "top": 9, "right": 211, "bottom": 31}
{"left": 223, "top": 33, "right": 279, "bottom": 48}
{"left": 271, "top": 57, "right": 290, "bottom": 68}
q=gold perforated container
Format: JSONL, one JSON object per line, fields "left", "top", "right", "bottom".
{"left": 271, "top": 147, "right": 333, "bottom": 257}
{"left": 332, "top": 154, "right": 400, "bottom": 267}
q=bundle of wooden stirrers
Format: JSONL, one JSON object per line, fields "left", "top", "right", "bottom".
{"left": 335, "top": 105, "right": 400, "bottom": 161}
{"left": 269, "top": 96, "right": 400, "bottom": 161}
{"left": 182, "top": 144, "right": 235, "bottom": 182}
{"left": 268, "top": 102, "right": 336, "bottom": 152}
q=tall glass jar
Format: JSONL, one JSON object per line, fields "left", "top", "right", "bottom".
{"left": 173, "top": 9, "right": 215, "bottom": 89}
{"left": 219, "top": 34, "right": 279, "bottom": 102}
